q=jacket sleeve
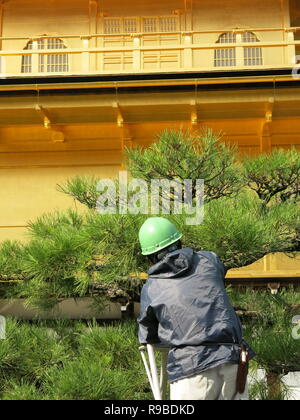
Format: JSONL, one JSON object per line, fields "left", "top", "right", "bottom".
{"left": 210, "top": 252, "right": 228, "bottom": 280}
{"left": 138, "top": 284, "right": 160, "bottom": 344}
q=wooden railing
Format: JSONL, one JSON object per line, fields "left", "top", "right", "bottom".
{"left": 0, "top": 27, "right": 299, "bottom": 77}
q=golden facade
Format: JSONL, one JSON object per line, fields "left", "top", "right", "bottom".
{"left": 0, "top": 0, "right": 299, "bottom": 279}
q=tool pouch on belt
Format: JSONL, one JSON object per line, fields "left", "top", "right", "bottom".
{"left": 236, "top": 344, "right": 249, "bottom": 394}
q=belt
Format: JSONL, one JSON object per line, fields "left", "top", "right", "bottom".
{"left": 175, "top": 342, "right": 242, "bottom": 349}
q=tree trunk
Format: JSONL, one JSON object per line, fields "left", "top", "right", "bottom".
{"left": 266, "top": 370, "right": 282, "bottom": 399}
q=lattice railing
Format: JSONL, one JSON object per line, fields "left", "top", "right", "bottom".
{"left": 0, "top": 27, "right": 299, "bottom": 76}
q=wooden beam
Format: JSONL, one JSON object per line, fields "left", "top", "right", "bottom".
{"left": 259, "top": 99, "right": 274, "bottom": 152}
{"left": 35, "top": 105, "right": 65, "bottom": 142}
{"left": 35, "top": 104, "right": 52, "bottom": 128}
{"left": 121, "top": 125, "right": 133, "bottom": 148}
{"left": 113, "top": 101, "right": 125, "bottom": 127}
{"left": 190, "top": 99, "right": 198, "bottom": 126}
{"left": 120, "top": 124, "right": 133, "bottom": 169}
{"left": 113, "top": 102, "right": 133, "bottom": 168}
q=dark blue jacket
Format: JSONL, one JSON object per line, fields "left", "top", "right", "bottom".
{"left": 138, "top": 248, "right": 255, "bottom": 383}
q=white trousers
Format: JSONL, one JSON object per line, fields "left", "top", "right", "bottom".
{"left": 170, "top": 363, "right": 249, "bottom": 400}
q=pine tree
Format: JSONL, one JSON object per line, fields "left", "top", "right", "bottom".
{"left": 1, "top": 129, "right": 300, "bottom": 399}
{"left": 0, "top": 129, "right": 299, "bottom": 310}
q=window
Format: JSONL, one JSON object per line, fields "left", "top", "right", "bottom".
{"left": 104, "top": 19, "right": 121, "bottom": 34}
{"left": 21, "top": 41, "right": 33, "bottom": 73}
{"left": 159, "top": 17, "right": 178, "bottom": 32}
{"left": 243, "top": 32, "right": 263, "bottom": 66}
{"left": 214, "top": 32, "right": 237, "bottom": 67}
{"left": 124, "top": 18, "right": 137, "bottom": 33}
{"left": 143, "top": 18, "right": 157, "bottom": 33}
{"left": 143, "top": 17, "right": 178, "bottom": 33}
{"left": 104, "top": 16, "right": 179, "bottom": 34}
{"left": 104, "top": 17, "right": 138, "bottom": 33}
{"left": 214, "top": 31, "right": 263, "bottom": 67}
{"left": 21, "top": 38, "right": 68, "bottom": 73}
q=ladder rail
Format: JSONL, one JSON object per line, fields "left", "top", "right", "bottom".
{"left": 139, "top": 344, "right": 170, "bottom": 400}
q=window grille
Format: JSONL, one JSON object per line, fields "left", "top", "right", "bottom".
{"left": 104, "top": 18, "right": 121, "bottom": 34}
{"left": 21, "top": 41, "right": 33, "bottom": 73}
{"left": 104, "top": 16, "right": 178, "bottom": 34}
{"left": 105, "top": 17, "right": 137, "bottom": 33}
{"left": 143, "top": 17, "right": 178, "bottom": 33}
{"left": 143, "top": 18, "right": 157, "bottom": 33}
{"left": 243, "top": 32, "right": 263, "bottom": 65}
{"left": 218, "top": 32, "right": 237, "bottom": 44}
{"left": 159, "top": 17, "right": 177, "bottom": 32}
{"left": 214, "top": 32, "right": 237, "bottom": 67}
{"left": 45, "top": 38, "right": 68, "bottom": 72}
{"left": 124, "top": 18, "right": 137, "bottom": 33}
{"left": 21, "top": 38, "right": 68, "bottom": 73}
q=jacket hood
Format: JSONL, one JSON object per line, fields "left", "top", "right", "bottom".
{"left": 148, "top": 247, "right": 194, "bottom": 278}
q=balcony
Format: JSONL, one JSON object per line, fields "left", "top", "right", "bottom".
{"left": 0, "top": 24, "right": 300, "bottom": 78}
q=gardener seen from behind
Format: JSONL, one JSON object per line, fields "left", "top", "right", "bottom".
{"left": 138, "top": 217, "right": 255, "bottom": 400}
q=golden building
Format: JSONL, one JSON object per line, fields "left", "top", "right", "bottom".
{"left": 0, "top": 0, "right": 299, "bottom": 281}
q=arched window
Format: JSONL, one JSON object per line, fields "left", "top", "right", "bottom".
{"left": 21, "top": 38, "right": 68, "bottom": 73}
{"left": 21, "top": 40, "right": 33, "bottom": 74}
{"left": 214, "top": 32, "right": 237, "bottom": 67}
{"left": 243, "top": 32, "right": 263, "bottom": 66}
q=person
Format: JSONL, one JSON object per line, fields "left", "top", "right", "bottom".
{"left": 137, "top": 217, "right": 255, "bottom": 400}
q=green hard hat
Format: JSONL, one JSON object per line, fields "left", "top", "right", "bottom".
{"left": 139, "top": 217, "right": 182, "bottom": 256}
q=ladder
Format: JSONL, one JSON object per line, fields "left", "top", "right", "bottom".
{"left": 139, "top": 344, "right": 169, "bottom": 400}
